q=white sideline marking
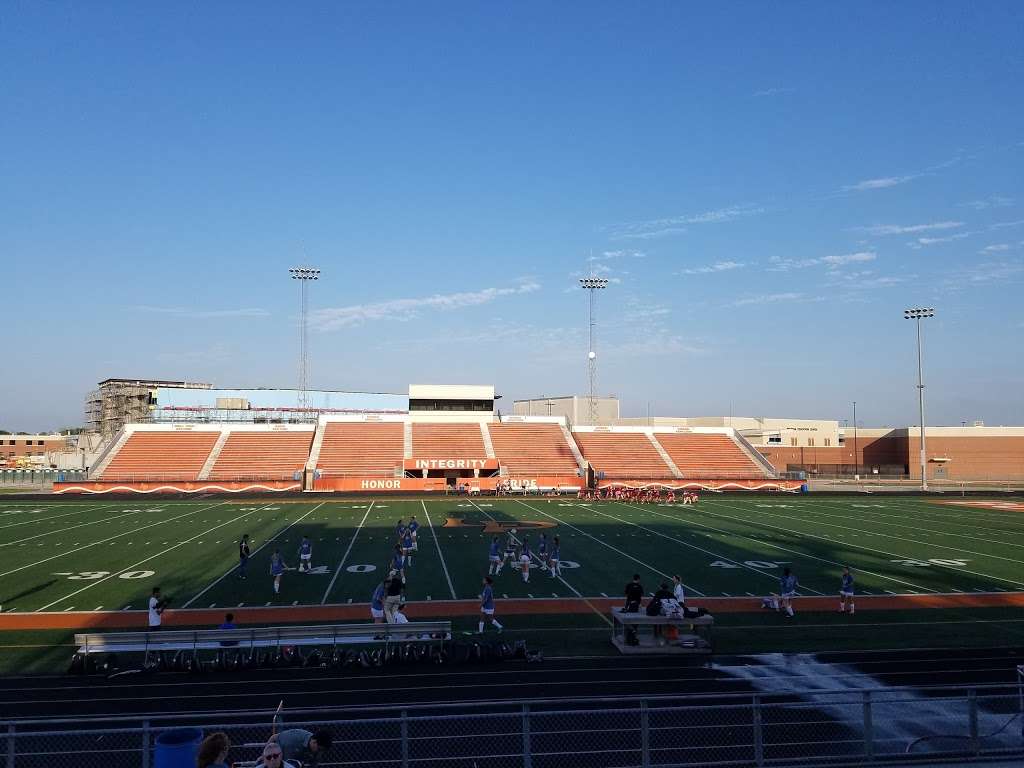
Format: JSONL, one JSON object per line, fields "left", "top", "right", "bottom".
{"left": 184, "top": 502, "right": 324, "bottom": 608}
{"left": 0, "top": 502, "right": 230, "bottom": 580}
{"left": 237, "top": 602, "right": 244, "bottom": 607}
{"left": 37, "top": 504, "right": 252, "bottom": 611}
{"left": 421, "top": 500, "right": 457, "bottom": 600}
{"left": 321, "top": 501, "right": 375, "bottom": 604}
{"left": 209, "top": 603, "right": 216, "bottom": 608}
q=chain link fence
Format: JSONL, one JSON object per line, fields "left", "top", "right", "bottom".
{"left": 4, "top": 684, "right": 1023, "bottom": 768}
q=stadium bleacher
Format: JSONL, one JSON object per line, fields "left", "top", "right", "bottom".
{"left": 573, "top": 431, "right": 675, "bottom": 479}
{"left": 411, "top": 423, "right": 487, "bottom": 457}
{"left": 656, "top": 432, "right": 767, "bottom": 477}
{"left": 96, "top": 430, "right": 220, "bottom": 481}
{"left": 316, "top": 421, "right": 405, "bottom": 476}
{"left": 208, "top": 430, "right": 313, "bottom": 480}
{"left": 488, "top": 422, "right": 580, "bottom": 477}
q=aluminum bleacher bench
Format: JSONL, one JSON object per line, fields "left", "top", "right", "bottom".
{"left": 74, "top": 621, "right": 452, "bottom": 660}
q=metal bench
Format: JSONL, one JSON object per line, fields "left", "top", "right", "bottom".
{"left": 74, "top": 621, "right": 452, "bottom": 663}
{"left": 610, "top": 607, "right": 713, "bottom": 655}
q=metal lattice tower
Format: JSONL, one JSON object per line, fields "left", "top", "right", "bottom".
{"left": 580, "top": 276, "right": 609, "bottom": 424}
{"left": 290, "top": 266, "right": 320, "bottom": 411}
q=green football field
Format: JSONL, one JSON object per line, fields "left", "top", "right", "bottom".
{"left": 1, "top": 495, "right": 1023, "bottom": 614}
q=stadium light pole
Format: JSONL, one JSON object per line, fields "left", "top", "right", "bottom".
{"left": 852, "top": 401, "right": 858, "bottom": 478}
{"left": 289, "top": 266, "right": 320, "bottom": 412}
{"left": 904, "top": 307, "right": 935, "bottom": 491}
{"left": 580, "top": 276, "right": 609, "bottom": 424}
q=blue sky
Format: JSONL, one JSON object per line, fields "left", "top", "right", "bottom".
{"left": 2, "top": 2, "right": 1023, "bottom": 432}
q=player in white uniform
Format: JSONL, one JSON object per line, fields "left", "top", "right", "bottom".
{"left": 298, "top": 536, "right": 313, "bottom": 573}
{"left": 839, "top": 567, "right": 855, "bottom": 615}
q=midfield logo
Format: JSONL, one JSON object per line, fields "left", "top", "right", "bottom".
{"left": 443, "top": 518, "right": 556, "bottom": 534}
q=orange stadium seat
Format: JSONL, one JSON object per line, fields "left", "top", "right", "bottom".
{"left": 98, "top": 431, "right": 220, "bottom": 481}
{"left": 574, "top": 431, "right": 674, "bottom": 479}
{"left": 208, "top": 431, "right": 313, "bottom": 480}
{"left": 655, "top": 433, "right": 767, "bottom": 477}
{"left": 316, "top": 422, "right": 405, "bottom": 476}
{"left": 411, "top": 423, "right": 486, "bottom": 456}
{"left": 488, "top": 423, "right": 579, "bottom": 476}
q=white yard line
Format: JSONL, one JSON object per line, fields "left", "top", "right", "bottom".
{"left": 0, "top": 509, "right": 144, "bottom": 548}
{"left": 421, "top": 500, "right": 457, "bottom": 600}
{"left": 514, "top": 499, "right": 680, "bottom": 593}
{"left": 618, "top": 501, "right": 936, "bottom": 595}
{"left": 717, "top": 499, "right": 1024, "bottom": 589}
{"left": 182, "top": 502, "right": 324, "bottom": 607}
{"left": 781, "top": 498, "right": 1024, "bottom": 551}
{"left": 0, "top": 503, "right": 116, "bottom": 531}
{"left": 594, "top": 502, "right": 813, "bottom": 595}
{"left": 320, "top": 501, "right": 375, "bottom": 604}
{"left": 37, "top": 506, "right": 255, "bottom": 611}
{"left": 0, "top": 502, "right": 230, "bottom": 580}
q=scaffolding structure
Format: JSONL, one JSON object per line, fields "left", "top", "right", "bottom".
{"left": 85, "top": 379, "right": 213, "bottom": 439}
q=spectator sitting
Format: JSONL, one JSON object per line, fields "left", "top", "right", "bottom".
{"left": 624, "top": 574, "right": 644, "bottom": 612}
{"left": 217, "top": 612, "right": 238, "bottom": 647}
{"left": 197, "top": 732, "right": 231, "bottom": 768}
{"left": 270, "top": 729, "right": 332, "bottom": 768}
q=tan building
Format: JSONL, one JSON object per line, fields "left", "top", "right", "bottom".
{"left": 0, "top": 434, "right": 67, "bottom": 467}
{"left": 614, "top": 416, "right": 841, "bottom": 448}
{"left": 513, "top": 395, "right": 620, "bottom": 425}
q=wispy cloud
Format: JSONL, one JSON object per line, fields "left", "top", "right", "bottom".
{"left": 609, "top": 204, "right": 764, "bottom": 240}
{"left": 309, "top": 282, "right": 540, "bottom": 331}
{"left": 824, "top": 269, "right": 912, "bottom": 289}
{"left": 596, "top": 250, "right": 646, "bottom": 260}
{"left": 678, "top": 260, "right": 746, "bottom": 275}
{"left": 133, "top": 305, "right": 270, "bottom": 319}
{"left": 959, "top": 195, "right": 1014, "bottom": 210}
{"left": 979, "top": 243, "right": 1012, "bottom": 254}
{"left": 731, "top": 292, "right": 821, "bottom": 307}
{"left": 753, "top": 87, "right": 796, "bottom": 97}
{"left": 991, "top": 219, "right": 1024, "bottom": 229}
{"left": 856, "top": 221, "right": 965, "bottom": 236}
{"left": 908, "top": 232, "right": 972, "bottom": 248}
{"left": 768, "top": 251, "right": 876, "bottom": 272}
{"left": 841, "top": 175, "right": 916, "bottom": 192}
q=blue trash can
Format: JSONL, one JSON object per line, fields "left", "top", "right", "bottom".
{"left": 154, "top": 727, "right": 203, "bottom": 768}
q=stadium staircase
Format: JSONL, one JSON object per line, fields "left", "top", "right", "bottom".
{"left": 403, "top": 422, "right": 413, "bottom": 459}
{"left": 731, "top": 430, "right": 779, "bottom": 477}
{"left": 480, "top": 422, "right": 496, "bottom": 459}
{"left": 207, "top": 430, "right": 314, "bottom": 480}
{"left": 573, "top": 431, "right": 676, "bottom": 479}
{"left": 656, "top": 432, "right": 770, "bottom": 478}
{"left": 197, "top": 429, "right": 230, "bottom": 480}
{"left": 306, "top": 421, "right": 327, "bottom": 475}
{"left": 87, "top": 428, "right": 131, "bottom": 479}
{"left": 560, "top": 423, "right": 587, "bottom": 473}
{"left": 646, "top": 433, "right": 684, "bottom": 478}
{"left": 316, "top": 421, "right": 405, "bottom": 477}
{"left": 488, "top": 422, "right": 581, "bottom": 478}
{"left": 96, "top": 430, "right": 220, "bottom": 481}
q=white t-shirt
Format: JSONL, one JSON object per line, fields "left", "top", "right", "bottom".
{"left": 673, "top": 583, "right": 685, "bottom": 604}
{"left": 148, "top": 596, "right": 161, "bottom": 627}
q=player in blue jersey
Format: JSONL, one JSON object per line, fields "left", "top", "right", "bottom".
{"left": 779, "top": 567, "right": 798, "bottom": 617}
{"left": 519, "top": 537, "right": 532, "bottom": 582}
{"left": 839, "top": 567, "right": 855, "bottom": 615}
{"left": 487, "top": 536, "right": 502, "bottom": 576}
{"left": 408, "top": 516, "right": 419, "bottom": 551}
{"left": 370, "top": 581, "right": 386, "bottom": 623}
{"left": 401, "top": 529, "right": 415, "bottom": 566}
{"left": 391, "top": 544, "right": 406, "bottom": 581}
{"left": 270, "top": 549, "right": 288, "bottom": 594}
{"left": 395, "top": 519, "right": 407, "bottom": 544}
{"left": 548, "top": 536, "right": 561, "bottom": 578}
{"left": 298, "top": 535, "right": 313, "bottom": 573}
{"left": 478, "top": 576, "right": 503, "bottom": 633}
{"left": 536, "top": 532, "right": 549, "bottom": 573}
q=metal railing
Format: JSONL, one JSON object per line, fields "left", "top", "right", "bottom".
{"left": 4, "top": 683, "right": 1022, "bottom": 768}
